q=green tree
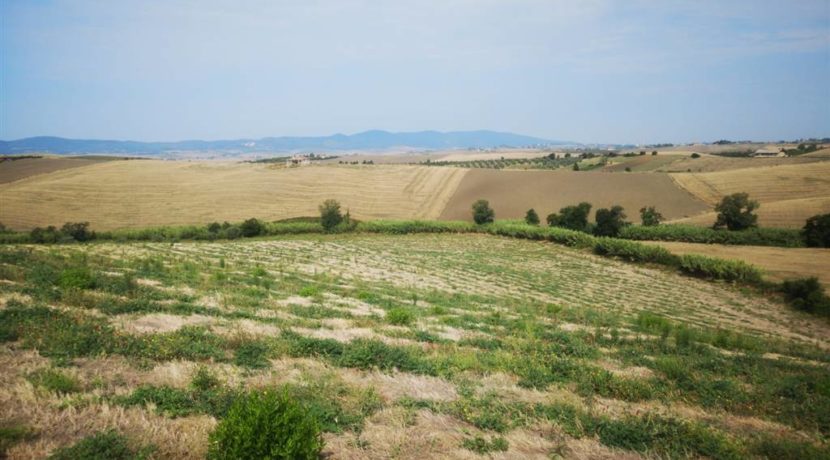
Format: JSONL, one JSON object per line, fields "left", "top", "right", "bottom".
{"left": 472, "top": 199, "right": 495, "bottom": 224}
{"left": 802, "top": 213, "right": 830, "bottom": 247}
{"left": 240, "top": 218, "right": 265, "bottom": 237}
{"left": 525, "top": 208, "right": 540, "bottom": 225}
{"left": 548, "top": 202, "right": 592, "bottom": 232}
{"left": 60, "top": 222, "right": 94, "bottom": 242}
{"left": 572, "top": 162, "right": 580, "bottom": 171}
{"left": 319, "top": 199, "right": 343, "bottom": 231}
{"left": 713, "top": 193, "right": 759, "bottom": 231}
{"left": 639, "top": 206, "right": 663, "bottom": 226}
{"left": 594, "top": 205, "right": 628, "bottom": 237}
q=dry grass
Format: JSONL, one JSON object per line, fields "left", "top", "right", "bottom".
{"left": 0, "top": 161, "right": 467, "bottom": 230}
{"left": 670, "top": 161, "right": 830, "bottom": 227}
{"left": 439, "top": 169, "right": 709, "bottom": 221}
{"left": 642, "top": 241, "right": 830, "bottom": 286}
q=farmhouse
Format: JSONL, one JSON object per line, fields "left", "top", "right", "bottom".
{"left": 752, "top": 147, "right": 785, "bottom": 157}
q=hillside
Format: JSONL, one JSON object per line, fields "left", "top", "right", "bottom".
{"left": 439, "top": 169, "right": 709, "bottom": 222}
{"left": 1, "top": 233, "right": 828, "bottom": 458}
{"left": 0, "top": 131, "right": 566, "bottom": 155}
{"left": 0, "top": 162, "right": 467, "bottom": 230}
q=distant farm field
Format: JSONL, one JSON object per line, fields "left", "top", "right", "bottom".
{"left": 2, "top": 233, "right": 828, "bottom": 458}
{"left": 643, "top": 241, "right": 830, "bottom": 286}
{"left": 439, "top": 169, "right": 709, "bottom": 222}
{"left": 670, "top": 162, "right": 830, "bottom": 227}
{"left": 0, "top": 161, "right": 467, "bottom": 230}
{"left": 0, "top": 156, "right": 119, "bottom": 184}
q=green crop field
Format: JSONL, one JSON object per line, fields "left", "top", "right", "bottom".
{"left": 1, "top": 233, "right": 829, "bottom": 459}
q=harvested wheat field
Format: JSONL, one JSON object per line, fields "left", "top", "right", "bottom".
{"left": 440, "top": 169, "right": 709, "bottom": 221}
{"left": 643, "top": 241, "right": 830, "bottom": 286}
{"left": 1, "top": 233, "right": 829, "bottom": 458}
{"left": 0, "top": 156, "right": 121, "bottom": 184}
{"left": 0, "top": 161, "right": 467, "bottom": 230}
{"left": 670, "top": 161, "right": 830, "bottom": 227}
{"left": 656, "top": 155, "right": 824, "bottom": 173}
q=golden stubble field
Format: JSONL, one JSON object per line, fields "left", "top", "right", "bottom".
{"left": 670, "top": 161, "right": 830, "bottom": 227}
{"left": 0, "top": 161, "right": 467, "bottom": 230}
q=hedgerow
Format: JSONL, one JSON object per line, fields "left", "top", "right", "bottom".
{"left": 619, "top": 224, "right": 804, "bottom": 247}
{"left": 677, "top": 254, "right": 763, "bottom": 283}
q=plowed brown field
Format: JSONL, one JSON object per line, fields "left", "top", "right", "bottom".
{"left": 439, "top": 169, "right": 709, "bottom": 221}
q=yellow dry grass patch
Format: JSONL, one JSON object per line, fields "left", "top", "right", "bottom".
{"left": 0, "top": 161, "right": 468, "bottom": 230}
{"left": 669, "top": 161, "right": 830, "bottom": 227}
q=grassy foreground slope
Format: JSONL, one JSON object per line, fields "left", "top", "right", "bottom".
{"left": 1, "top": 233, "right": 828, "bottom": 459}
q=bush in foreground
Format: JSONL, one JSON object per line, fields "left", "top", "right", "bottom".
{"left": 48, "top": 430, "right": 152, "bottom": 460}
{"left": 525, "top": 208, "right": 540, "bottom": 225}
{"left": 780, "top": 278, "right": 830, "bottom": 317}
{"left": 639, "top": 206, "right": 663, "bottom": 226}
{"left": 547, "top": 202, "right": 592, "bottom": 232}
{"left": 677, "top": 254, "right": 762, "bottom": 283}
{"left": 594, "top": 206, "right": 628, "bottom": 237}
{"left": 208, "top": 388, "right": 323, "bottom": 460}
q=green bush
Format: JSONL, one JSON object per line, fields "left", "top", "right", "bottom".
{"left": 677, "top": 254, "right": 762, "bottom": 283}
{"left": 618, "top": 224, "right": 804, "bottom": 247}
{"left": 594, "top": 205, "right": 629, "bottom": 237}
{"left": 240, "top": 218, "right": 265, "bottom": 237}
{"left": 547, "top": 202, "right": 591, "bottom": 232}
{"left": 357, "top": 220, "right": 474, "bottom": 234}
{"left": 592, "top": 238, "right": 678, "bottom": 265}
{"left": 462, "top": 435, "right": 509, "bottom": 454}
{"left": 803, "top": 213, "right": 830, "bottom": 248}
{"left": 780, "top": 278, "right": 830, "bottom": 317}
{"left": 386, "top": 307, "right": 415, "bottom": 326}
{"left": 48, "top": 430, "right": 152, "bottom": 460}
{"left": 524, "top": 208, "right": 540, "bottom": 225}
{"left": 207, "top": 388, "right": 323, "bottom": 460}
{"left": 472, "top": 199, "right": 495, "bottom": 225}
{"left": 319, "top": 199, "right": 343, "bottom": 232}
{"left": 27, "top": 368, "right": 81, "bottom": 394}
{"left": 234, "top": 341, "right": 271, "bottom": 368}
{"left": 60, "top": 222, "right": 95, "bottom": 242}
{"left": 639, "top": 206, "right": 663, "bottom": 226}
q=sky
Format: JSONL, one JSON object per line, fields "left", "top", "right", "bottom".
{"left": 1, "top": 0, "right": 828, "bottom": 144}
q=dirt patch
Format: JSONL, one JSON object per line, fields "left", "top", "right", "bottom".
{"left": 114, "top": 313, "right": 216, "bottom": 334}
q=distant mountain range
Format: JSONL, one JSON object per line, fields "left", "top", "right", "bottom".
{"left": 0, "top": 130, "right": 570, "bottom": 155}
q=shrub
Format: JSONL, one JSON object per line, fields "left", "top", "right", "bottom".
{"left": 234, "top": 341, "right": 271, "bottom": 369}
{"left": 524, "top": 208, "right": 540, "bottom": 225}
{"left": 592, "top": 238, "right": 677, "bottom": 265}
{"left": 472, "top": 199, "right": 495, "bottom": 224}
{"left": 48, "top": 430, "right": 152, "bottom": 460}
{"left": 618, "top": 224, "right": 804, "bottom": 247}
{"left": 386, "top": 307, "right": 415, "bottom": 326}
{"left": 319, "top": 199, "right": 343, "bottom": 231}
{"left": 58, "top": 267, "right": 97, "bottom": 290}
{"left": 239, "top": 218, "right": 265, "bottom": 237}
{"left": 462, "top": 435, "right": 509, "bottom": 454}
{"left": 677, "top": 254, "right": 762, "bottom": 283}
{"left": 594, "top": 205, "right": 628, "bottom": 237}
{"left": 780, "top": 278, "right": 830, "bottom": 316}
{"left": 714, "top": 193, "right": 759, "bottom": 231}
{"left": 30, "top": 226, "right": 63, "bottom": 244}
{"left": 802, "top": 213, "right": 830, "bottom": 247}
{"left": 691, "top": 152, "right": 700, "bottom": 158}
{"left": 547, "top": 202, "right": 591, "bottom": 232}
{"left": 639, "top": 206, "right": 663, "bottom": 226}
{"left": 60, "top": 222, "right": 94, "bottom": 242}
{"left": 207, "top": 388, "right": 323, "bottom": 460}
{"left": 27, "top": 368, "right": 80, "bottom": 394}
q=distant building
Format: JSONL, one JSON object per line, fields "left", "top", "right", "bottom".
{"left": 752, "top": 147, "right": 785, "bottom": 158}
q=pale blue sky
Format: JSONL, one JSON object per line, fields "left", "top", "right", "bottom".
{"left": 1, "top": 0, "right": 828, "bottom": 144}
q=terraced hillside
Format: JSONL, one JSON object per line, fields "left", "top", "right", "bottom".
{"left": 1, "top": 234, "right": 828, "bottom": 458}
{"left": 0, "top": 161, "right": 467, "bottom": 231}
